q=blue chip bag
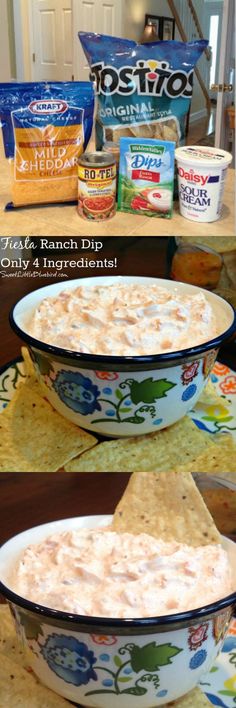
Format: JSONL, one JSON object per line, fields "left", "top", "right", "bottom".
{"left": 0, "top": 81, "right": 94, "bottom": 207}
{"left": 118, "top": 137, "right": 175, "bottom": 218}
{"left": 79, "top": 33, "right": 208, "bottom": 150}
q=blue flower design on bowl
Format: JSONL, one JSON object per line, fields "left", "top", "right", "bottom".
{"left": 52, "top": 370, "right": 101, "bottom": 415}
{"left": 40, "top": 634, "right": 98, "bottom": 686}
{"left": 182, "top": 384, "right": 197, "bottom": 402}
{"left": 189, "top": 649, "right": 207, "bottom": 669}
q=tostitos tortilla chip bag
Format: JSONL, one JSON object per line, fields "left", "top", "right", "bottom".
{"left": 0, "top": 81, "right": 94, "bottom": 208}
{"left": 79, "top": 33, "right": 208, "bottom": 150}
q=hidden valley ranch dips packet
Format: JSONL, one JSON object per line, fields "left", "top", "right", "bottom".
{"left": 79, "top": 33, "right": 208, "bottom": 150}
{"left": 118, "top": 137, "right": 175, "bottom": 217}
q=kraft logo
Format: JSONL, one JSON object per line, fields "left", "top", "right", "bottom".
{"left": 178, "top": 167, "right": 219, "bottom": 186}
{"left": 29, "top": 100, "right": 68, "bottom": 114}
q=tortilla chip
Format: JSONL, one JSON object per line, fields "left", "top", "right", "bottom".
{"left": 112, "top": 471, "right": 221, "bottom": 546}
{"left": 222, "top": 251, "right": 236, "bottom": 287}
{"left": 213, "top": 288, "right": 236, "bottom": 310}
{"left": 106, "top": 126, "right": 133, "bottom": 140}
{"left": 178, "top": 237, "right": 236, "bottom": 253}
{"left": 0, "top": 381, "right": 97, "bottom": 472}
{"left": 0, "top": 652, "right": 71, "bottom": 707}
{"left": 21, "top": 347, "right": 36, "bottom": 379}
{"left": 153, "top": 122, "right": 164, "bottom": 139}
{"left": 3, "top": 347, "right": 233, "bottom": 473}
{"left": 0, "top": 605, "right": 26, "bottom": 668}
{"left": 21, "top": 347, "right": 51, "bottom": 399}
{"left": 65, "top": 416, "right": 215, "bottom": 472}
{"left": 165, "top": 687, "right": 211, "bottom": 706}
{"left": 130, "top": 122, "right": 156, "bottom": 138}
{"left": 197, "top": 378, "right": 224, "bottom": 406}
{"left": 199, "top": 487, "right": 236, "bottom": 536}
{"left": 183, "top": 434, "right": 236, "bottom": 473}
{"left": 162, "top": 124, "right": 177, "bottom": 141}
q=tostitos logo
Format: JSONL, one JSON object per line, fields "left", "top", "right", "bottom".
{"left": 29, "top": 100, "right": 68, "bottom": 114}
{"left": 90, "top": 59, "right": 193, "bottom": 98}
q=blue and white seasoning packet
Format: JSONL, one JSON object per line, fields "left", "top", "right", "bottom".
{"left": 118, "top": 138, "right": 175, "bottom": 218}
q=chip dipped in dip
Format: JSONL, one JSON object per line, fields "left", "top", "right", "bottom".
{"left": 12, "top": 528, "right": 232, "bottom": 618}
{"left": 28, "top": 282, "right": 219, "bottom": 356}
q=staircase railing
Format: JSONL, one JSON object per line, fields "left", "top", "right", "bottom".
{"left": 186, "top": 0, "right": 211, "bottom": 61}
{"left": 167, "top": 0, "right": 211, "bottom": 115}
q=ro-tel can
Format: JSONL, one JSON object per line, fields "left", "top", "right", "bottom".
{"left": 78, "top": 152, "right": 116, "bottom": 220}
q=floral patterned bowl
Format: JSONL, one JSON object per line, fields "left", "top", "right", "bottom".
{"left": 9, "top": 276, "right": 236, "bottom": 437}
{"left": 0, "top": 516, "right": 235, "bottom": 707}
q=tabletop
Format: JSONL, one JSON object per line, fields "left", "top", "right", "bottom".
{"left": 0, "top": 473, "right": 130, "bottom": 546}
{"left": 0, "top": 136, "right": 234, "bottom": 237}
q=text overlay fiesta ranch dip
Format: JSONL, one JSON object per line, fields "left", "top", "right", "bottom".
{"left": 29, "top": 282, "right": 219, "bottom": 356}
{"left": 12, "top": 529, "right": 232, "bottom": 618}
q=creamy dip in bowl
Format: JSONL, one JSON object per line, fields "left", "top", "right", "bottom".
{"left": 10, "top": 276, "right": 236, "bottom": 436}
{"left": 0, "top": 515, "right": 235, "bottom": 707}
{"left": 28, "top": 282, "right": 219, "bottom": 356}
{"left": 11, "top": 528, "right": 233, "bottom": 618}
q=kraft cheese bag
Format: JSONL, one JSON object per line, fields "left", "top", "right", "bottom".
{"left": 0, "top": 81, "right": 94, "bottom": 208}
{"left": 79, "top": 33, "right": 208, "bottom": 150}
{"left": 118, "top": 137, "right": 175, "bottom": 217}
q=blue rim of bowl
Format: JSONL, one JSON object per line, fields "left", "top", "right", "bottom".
{"left": 0, "top": 579, "right": 235, "bottom": 630}
{"left": 9, "top": 300, "right": 236, "bottom": 367}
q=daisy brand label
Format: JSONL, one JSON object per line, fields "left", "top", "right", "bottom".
{"left": 177, "top": 167, "right": 213, "bottom": 186}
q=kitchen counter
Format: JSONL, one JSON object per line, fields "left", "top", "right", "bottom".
{"left": 0, "top": 137, "right": 234, "bottom": 237}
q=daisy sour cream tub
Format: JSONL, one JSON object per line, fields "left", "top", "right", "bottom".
{"left": 175, "top": 145, "right": 232, "bottom": 222}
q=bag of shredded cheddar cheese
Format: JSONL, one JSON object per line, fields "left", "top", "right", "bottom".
{"left": 79, "top": 33, "right": 208, "bottom": 151}
{"left": 0, "top": 81, "right": 94, "bottom": 208}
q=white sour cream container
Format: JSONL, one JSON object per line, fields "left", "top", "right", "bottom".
{"left": 175, "top": 145, "right": 232, "bottom": 222}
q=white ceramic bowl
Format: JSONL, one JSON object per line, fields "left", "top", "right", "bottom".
{"left": 0, "top": 515, "right": 235, "bottom": 707}
{"left": 10, "top": 275, "right": 236, "bottom": 437}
